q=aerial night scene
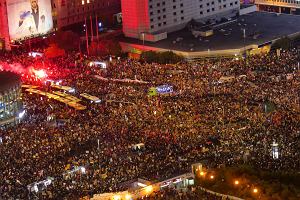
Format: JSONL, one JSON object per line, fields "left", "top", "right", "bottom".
{"left": 0, "top": 0, "right": 300, "bottom": 199}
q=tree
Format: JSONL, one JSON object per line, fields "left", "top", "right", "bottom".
{"left": 49, "top": 31, "right": 80, "bottom": 51}
{"left": 141, "top": 51, "right": 184, "bottom": 64}
{"left": 105, "top": 40, "right": 122, "bottom": 56}
{"left": 44, "top": 44, "right": 65, "bottom": 58}
{"left": 140, "top": 51, "right": 158, "bottom": 63}
{"left": 272, "top": 36, "right": 292, "bottom": 50}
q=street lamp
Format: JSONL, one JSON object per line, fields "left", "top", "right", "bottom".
{"left": 141, "top": 33, "right": 145, "bottom": 46}
{"left": 242, "top": 28, "right": 246, "bottom": 61}
{"left": 234, "top": 180, "right": 239, "bottom": 185}
{"left": 253, "top": 188, "right": 258, "bottom": 193}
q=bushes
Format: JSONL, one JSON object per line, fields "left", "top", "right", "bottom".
{"left": 141, "top": 51, "right": 184, "bottom": 64}
{"left": 89, "top": 40, "right": 122, "bottom": 56}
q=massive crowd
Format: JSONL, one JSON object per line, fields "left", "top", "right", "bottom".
{"left": 0, "top": 48, "right": 300, "bottom": 199}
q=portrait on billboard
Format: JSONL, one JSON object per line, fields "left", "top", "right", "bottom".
{"left": 7, "top": 0, "right": 53, "bottom": 40}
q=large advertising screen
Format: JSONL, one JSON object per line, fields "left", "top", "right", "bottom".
{"left": 7, "top": 0, "right": 53, "bottom": 40}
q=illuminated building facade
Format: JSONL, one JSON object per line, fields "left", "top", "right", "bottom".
{"left": 255, "top": 0, "right": 300, "bottom": 14}
{"left": 0, "top": 71, "right": 23, "bottom": 128}
{"left": 51, "top": 0, "right": 121, "bottom": 29}
{"left": 122, "top": 0, "right": 240, "bottom": 41}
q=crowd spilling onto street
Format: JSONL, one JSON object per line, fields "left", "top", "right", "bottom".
{"left": 0, "top": 48, "right": 299, "bottom": 199}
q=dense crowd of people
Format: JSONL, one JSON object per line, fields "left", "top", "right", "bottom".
{"left": 0, "top": 48, "right": 300, "bottom": 199}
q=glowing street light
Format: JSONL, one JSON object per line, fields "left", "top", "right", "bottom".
{"left": 234, "top": 180, "right": 239, "bottom": 185}
{"left": 33, "top": 69, "right": 47, "bottom": 79}
{"left": 210, "top": 175, "right": 214, "bottom": 179}
{"left": 200, "top": 171, "right": 205, "bottom": 176}
{"left": 253, "top": 188, "right": 258, "bottom": 193}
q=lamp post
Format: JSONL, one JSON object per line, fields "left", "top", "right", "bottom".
{"left": 141, "top": 32, "right": 145, "bottom": 50}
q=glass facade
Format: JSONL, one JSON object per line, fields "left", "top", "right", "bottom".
{"left": 0, "top": 79, "right": 23, "bottom": 128}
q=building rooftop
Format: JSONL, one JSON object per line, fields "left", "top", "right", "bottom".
{"left": 120, "top": 11, "right": 300, "bottom": 52}
{"left": 0, "top": 71, "right": 21, "bottom": 93}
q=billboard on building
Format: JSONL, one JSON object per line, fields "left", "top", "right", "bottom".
{"left": 6, "top": 0, "right": 53, "bottom": 41}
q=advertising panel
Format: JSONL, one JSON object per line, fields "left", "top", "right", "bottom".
{"left": 7, "top": 0, "right": 53, "bottom": 40}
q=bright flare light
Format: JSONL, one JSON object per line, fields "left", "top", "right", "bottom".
{"left": 210, "top": 175, "right": 214, "bottom": 179}
{"left": 200, "top": 171, "right": 205, "bottom": 176}
{"left": 33, "top": 69, "right": 47, "bottom": 79}
{"left": 234, "top": 180, "right": 239, "bottom": 185}
{"left": 253, "top": 188, "right": 258, "bottom": 193}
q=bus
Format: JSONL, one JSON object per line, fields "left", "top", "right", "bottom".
{"left": 80, "top": 93, "right": 101, "bottom": 103}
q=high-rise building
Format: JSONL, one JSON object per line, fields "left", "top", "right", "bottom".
{"left": 255, "top": 0, "right": 300, "bottom": 14}
{"left": 122, "top": 0, "right": 240, "bottom": 41}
